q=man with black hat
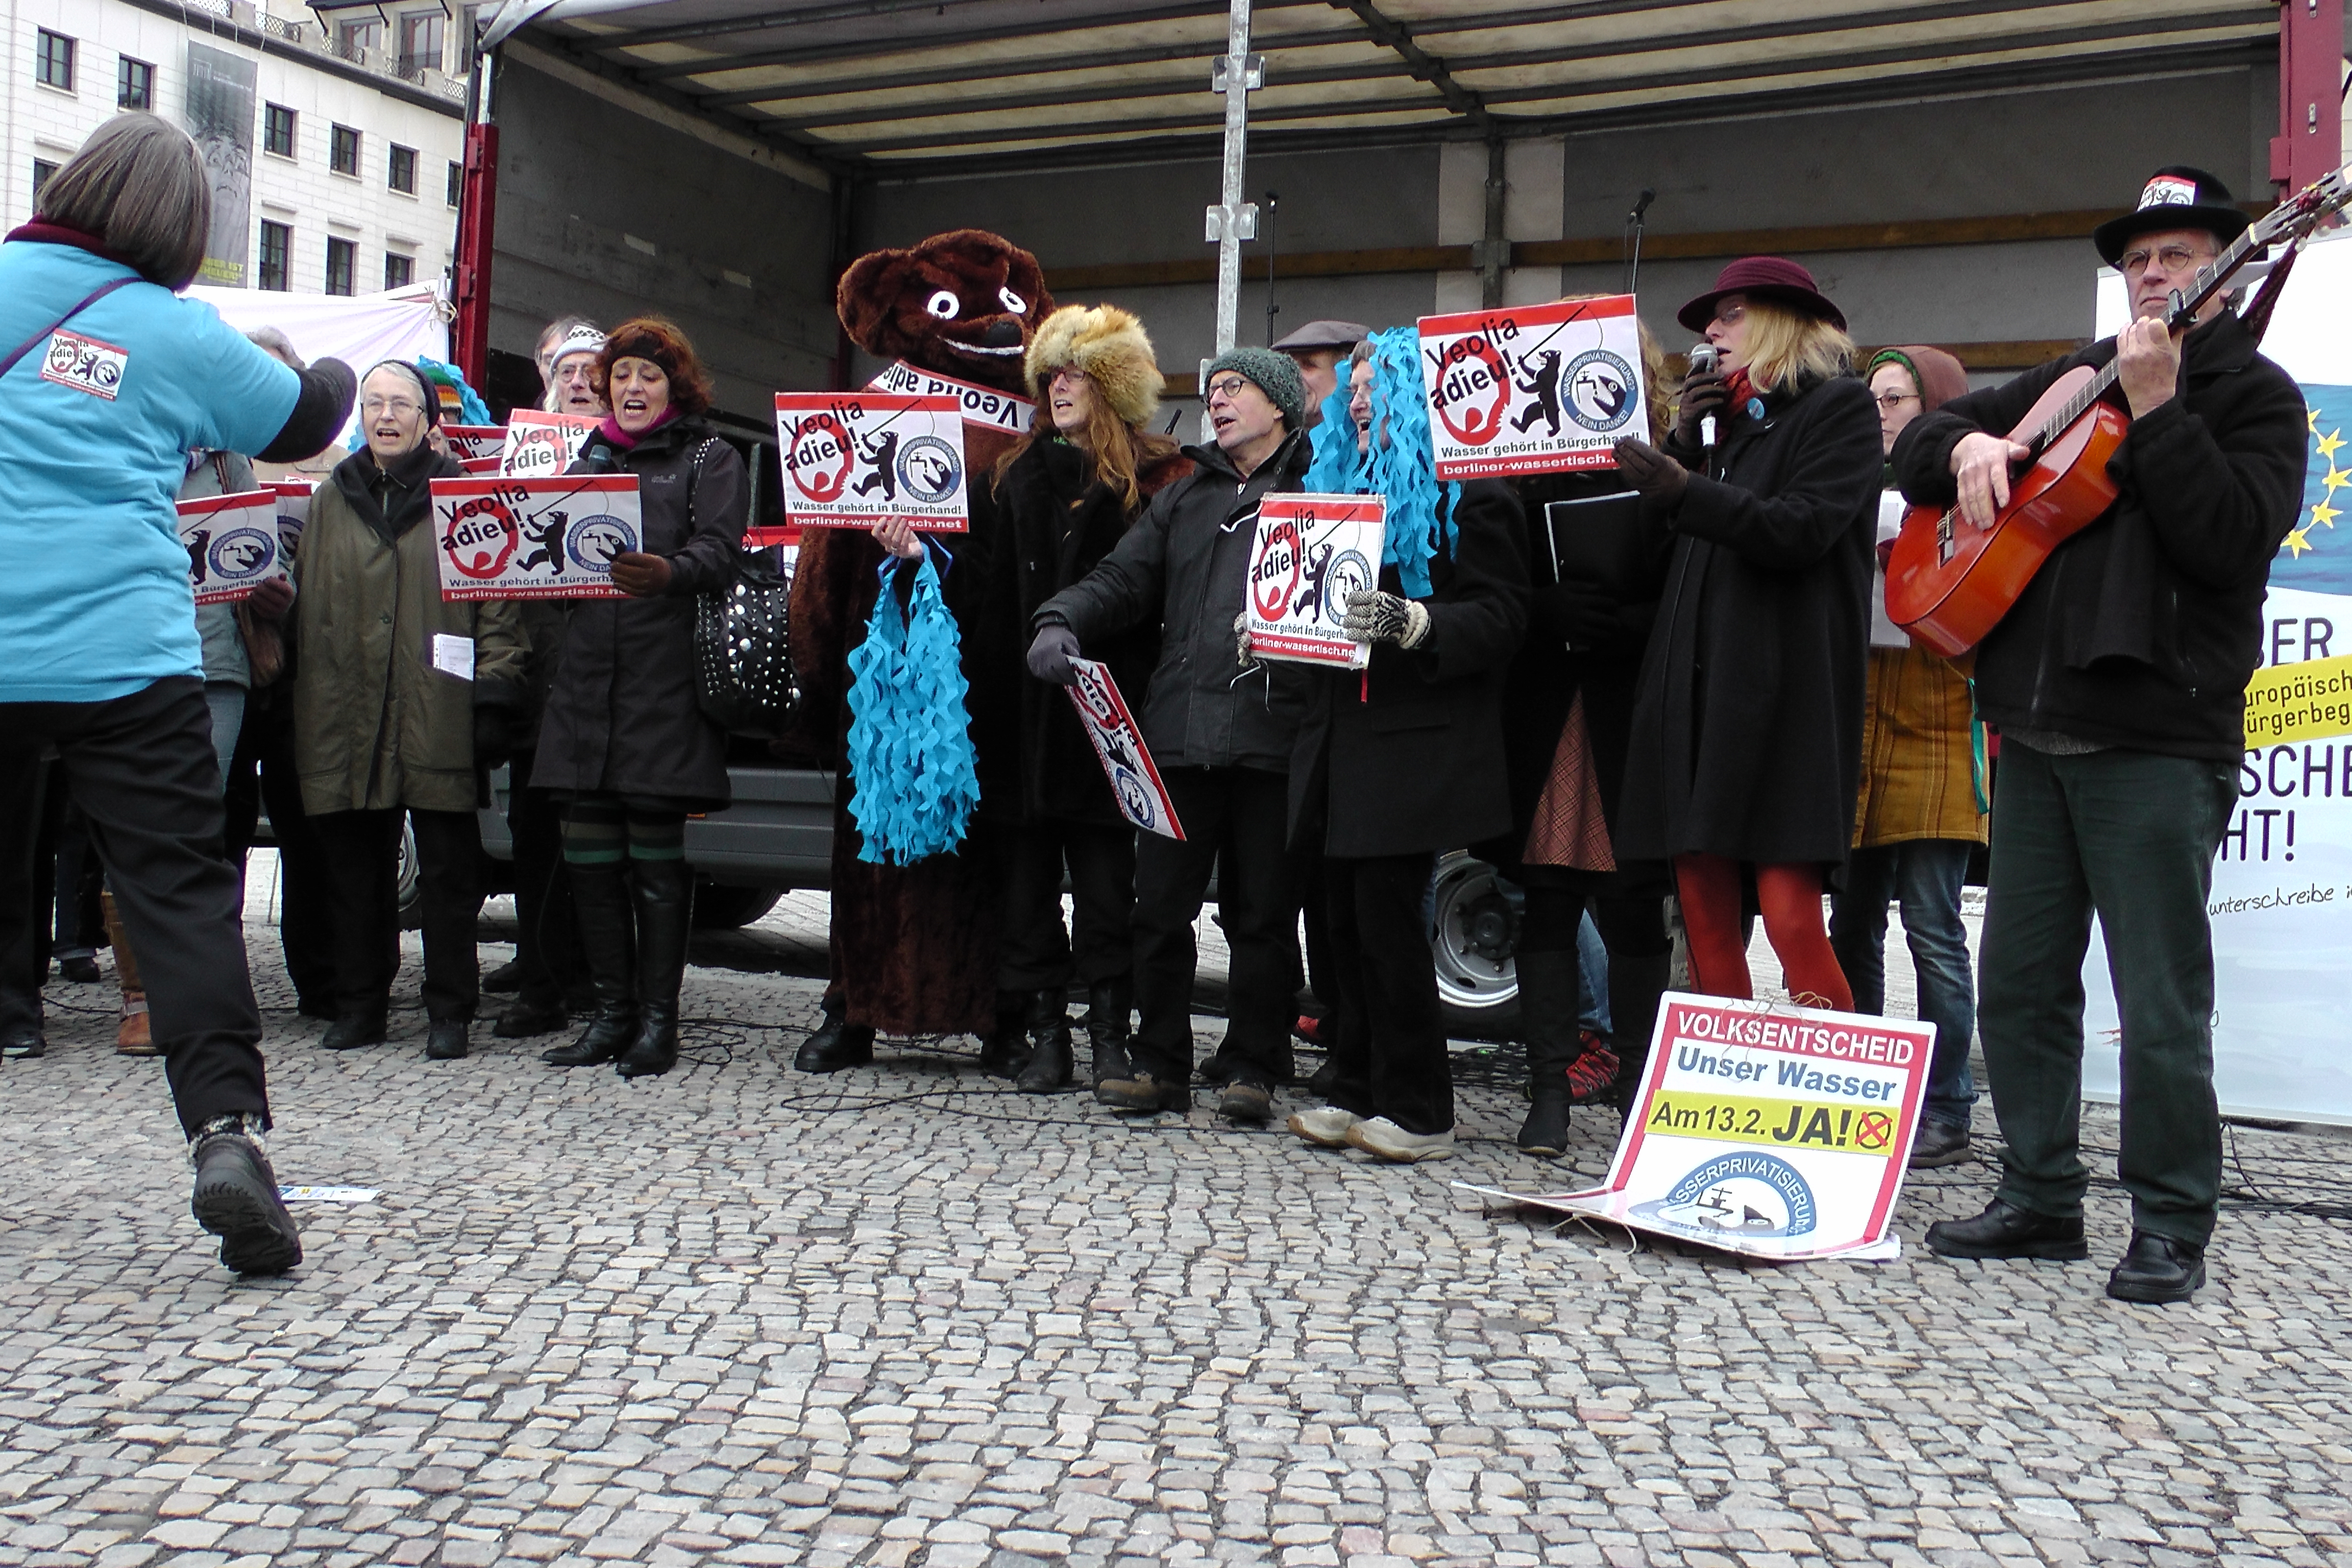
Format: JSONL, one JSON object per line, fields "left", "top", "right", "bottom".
{"left": 1272, "top": 320, "right": 1367, "bottom": 428}
{"left": 1891, "top": 166, "right": 2308, "bottom": 1303}
{"left": 1027, "top": 347, "right": 1316, "bottom": 1124}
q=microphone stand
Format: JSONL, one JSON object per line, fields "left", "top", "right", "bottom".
{"left": 1624, "top": 187, "right": 1655, "bottom": 295}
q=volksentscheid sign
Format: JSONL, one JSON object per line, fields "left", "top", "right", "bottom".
{"left": 430, "top": 475, "right": 641, "bottom": 601}
{"left": 1417, "top": 294, "right": 1649, "bottom": 479}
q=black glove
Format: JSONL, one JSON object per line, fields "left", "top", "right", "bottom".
{"left": 1671, "top": 364, "right": 1732, "bottom": 448}
{"left": 1026, "top": 621, "right": 1082, "bottom": 685}
{"left": 1342, "top": 590, "right": 1430, "bottom": 648}
{"left": 1532, "top": 580, "right": 1620, "bottom": 648}
{"left": 473, "top": 704, "right": 519, "bottom": 769}
{"left": 1614, "top": 437, "right": 1689, "bottom": 512}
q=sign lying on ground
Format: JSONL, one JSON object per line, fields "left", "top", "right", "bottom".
{"left": 1066, "top": 657, "right": 1184, "bottom": 841}
{"left": 866, "top": 359, "right": 1035, "bottom": 436}
{"left": 1465, "top": 993, "right": 1933, "bottom": 1262}
{"left": 429, "top": 475, "right": 641, "bottom": 600}
{"left": 177, "top": 489, "right": 287, "bottom": 605}
{"left": 1244, "top": 494, "right": 1384, "bottom": 671}
{"left": 774, "top": 392, "right": 971, "bottom": 531}
{"left": 1417, "top": 294, "right": 1649, "bottom": 478}
{"left": 499, "top": 408, "right": 600, "bottom": 479}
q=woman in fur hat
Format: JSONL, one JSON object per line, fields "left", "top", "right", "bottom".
{"left": 982, "top": 304, "right": 1191, "bottom": 1094}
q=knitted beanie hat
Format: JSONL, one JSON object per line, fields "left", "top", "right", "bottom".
{"left": 1204, "top": 345, "right": 1305, "bottom": 430}
{"left": 1024, "top": 304, "right": 1164, "bottom": 428}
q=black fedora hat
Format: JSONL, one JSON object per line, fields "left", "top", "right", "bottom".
{"left": 2093, "top": 166, "right": 2250, "bottom": 265}
{"left": 1677, "top": 256, "right": 1847, "bottom": 333}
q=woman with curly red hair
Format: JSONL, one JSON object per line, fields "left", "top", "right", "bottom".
{"left": 532, "top": 316, "right": 744, "bottom": 1079}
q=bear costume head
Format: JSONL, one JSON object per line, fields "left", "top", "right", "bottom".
{"left": 837, "top": 229, "right": 1055, "bottom": 397}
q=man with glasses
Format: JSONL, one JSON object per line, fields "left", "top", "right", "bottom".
{"left": 1026, "top": 348, "right": 1316, "bottom": 1123}
{"left": 1891, "top": 167, "right": 2308, "bottom": 1303}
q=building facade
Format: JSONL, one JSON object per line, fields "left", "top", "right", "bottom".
{"left": 5, "top": 0, "right": 465, "bottom": 295}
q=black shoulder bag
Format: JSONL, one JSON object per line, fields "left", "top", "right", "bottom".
{"left": 684, "top": 437, "right": 799, "bottom": 737}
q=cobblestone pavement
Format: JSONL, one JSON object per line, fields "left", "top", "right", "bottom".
{"left": 3, "top": 866, "right": 2349, "bottom": 1568}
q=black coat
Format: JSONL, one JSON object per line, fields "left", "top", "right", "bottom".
{"left": 983, "top": 436, "right": 1189, "bottom": 826}
{"left": 530, "top": 416, "right": 745, "bottom": 810}
{"left": 1616, "top": 374, "right": 1883, "bottom": 867}
{"left": 1039, "top": 431, "right": 1318, "bottom": 773}
{"left": 1288, "top": 479, "right": 1529, "bottom": 857}
{"left": 1891, "top": 309, "right": 2307, "bottom": 760}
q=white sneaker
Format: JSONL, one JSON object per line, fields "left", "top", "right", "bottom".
{"left": 1345, "top": 1116, "right": 1456, "bottom": 1163}
{"left": 1287, "top": 1105, "right": 1361, "bottom": 1147}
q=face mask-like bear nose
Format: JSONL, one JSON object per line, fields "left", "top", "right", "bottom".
{"left": 979, "top": 317, "right": 1023, "bottom": 349}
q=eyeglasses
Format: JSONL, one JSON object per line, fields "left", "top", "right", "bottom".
{"left": 1873, "top": 391, "right": 1920, "bottom": 412}
{"left": 1205, "top": 374, "right": 1253, "bottom": 401}
{"left": 360, "top": 396, "right": 422, "bottom": 418}
{"left": 2118, "top": 244, "right": 2214, "bottom": 277}
{"left": 1710, "top": 302, "right": 1746, "bottom": 328}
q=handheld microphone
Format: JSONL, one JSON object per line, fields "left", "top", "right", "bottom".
{"left": 1630, "top": 187, "right": 1655, "bottom": 221}
{"left": 1687, "top": 342, "right": 1721, "bottom": 451}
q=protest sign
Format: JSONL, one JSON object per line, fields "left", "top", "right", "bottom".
{"left": 1244, "top": 494, "right": 1384, "bottom": 670}
{"left": 1466, "top": 993, "right": 1933, "bottom": 1262}
{"left": 440, "top": 423, "right": 506, "bottom": 462}
{"left": 499, "top": 409, "right": 600, "bottom": 479}
{"left": 264, "top": 479, "right": 313, "bottom": 558}
{"left": 1065, "top": 657, "right": 1184, "bottom": 840}
{"left": 774, "top": 392, "right": 970, "bottom": 531}
{"left": 1417, "top": 294, "right": 1649, "bottom": 478}
{"left": 177, "top": 489, "right": 287, "bottom": 605}
{"left": 867, "top": 359, "right": 1035, "bottom": 436}
{"left": 430, "top": 475, "right": 640, "bottom": 601}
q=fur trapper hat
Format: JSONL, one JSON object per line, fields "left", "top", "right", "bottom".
{"left": 1024, "top": 304, "right": 1163, "bottom": 427}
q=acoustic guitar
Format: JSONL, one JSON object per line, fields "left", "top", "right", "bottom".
{"left": 1885, "top": 167, "right": 2352, "bottom": 658}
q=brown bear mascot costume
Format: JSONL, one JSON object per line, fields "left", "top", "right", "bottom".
{"left": 787, "top": 229, "right": 1054, "bottom": 1070}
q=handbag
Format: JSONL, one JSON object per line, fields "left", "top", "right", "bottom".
{"left": 684, "top": 438, "right": 799, "bottom": 736}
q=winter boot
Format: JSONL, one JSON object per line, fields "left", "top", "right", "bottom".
{"left": 1514, "top": 948, "right": 1582, "bottom": 1157}
{"left": 103, "top": 892, "right": 154, "bottom": 1056}
{"left": 617, "top": 857, "right": 691, "bottom": 1079}
{"left": 544, "top": 861, "right": 636, "bottom": 1066}
{"left": 977, "top": 990, "right": 1030, "bottom": 1079}
{"left": 188, "top": 1115, "right": 302, "bottom": 1277}
{"left": 1608, "top": 950, "right": 1673, "bottom": 1124}
{"left": 1085, "top": 976, "right": 1134, "bottom": 1093}
{"left": 1015, "top": 988, "right": 1074, "bottom": 1094}
{"left": 794, "top": 1000, "right": 874, "bottom": 1072}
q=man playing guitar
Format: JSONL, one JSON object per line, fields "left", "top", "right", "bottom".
{"left": 1890, "top": 166, "right": 2308, "bottom": 1303}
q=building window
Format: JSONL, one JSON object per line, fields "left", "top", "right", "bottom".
{"left": 330, "top": 124, "right": 360, "bottom": 176}
{"left": 258, "top": 222, "right": 290, "bottom": 291}
{"left": 264, "top": 104, "right": 296, "bottom": 158}
{"left": 447, "top": 159, "right": 462, "bottom": 207}
{"left": 32, "top": 159, "right": 59, "bottom": 202}
{"left": 325, "top": 237, "right": 355, "bottom": 297}
{"left": 384, "top": 252, "right": 414, "bottom": 290}
{"left": 335, "top": 18, "right": 380, "bottom": 59}
{"left": 388, "top": 143, "right": 416, "bottom": 195}
{"left": 35, "top": 30, "right": 74, "bottom": 91}
{"left": 116, "top": 56, "right": 152, "bottom": 110}
{"left": 397, "top": 11, "right": 443, "bottom": 78}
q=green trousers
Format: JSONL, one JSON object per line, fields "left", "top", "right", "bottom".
{"left": 1978, "top": 742, "right": 2237, "bottom": 1246}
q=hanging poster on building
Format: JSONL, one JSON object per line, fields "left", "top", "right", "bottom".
{"left": 774, "top": 392, "right": 970, "bottom": 531}
{"left": 430, "top": 475, "right": 640, "bottom": 601}
{"left": 1417, "top": 294, "right": 1649, "bottom": 478}
{"left": 1244, "top": 494, "right": 1384, "bottom": 670}
{"left": 498, "top": 409, "right": 600, "bottom": 479}
{"left": 866, "top": 359, "right": 1035, "bottom": 436}
{"left": 184, "top": 44, "right": 257, "bottom": 288}
{"left": 1465, "top": 994, "right": 1934, "bottom": 1262}
{"left": 178, "top": 490, "right": 286, "bottom": 605}
{"left": 1065, "top": 657, "right": 1184, "bottom": 841}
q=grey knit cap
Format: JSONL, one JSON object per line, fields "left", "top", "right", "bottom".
{"left": 1204, "top": 346, "right": 1305, "bottom": 430}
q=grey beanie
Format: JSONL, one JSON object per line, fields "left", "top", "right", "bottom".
{"left": 1204, "top": 346, "right": 1305, "bottom": 430}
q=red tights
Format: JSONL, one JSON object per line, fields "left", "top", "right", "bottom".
{"left": 1672, "top": 853, "right": 1854, "bottom": 1012}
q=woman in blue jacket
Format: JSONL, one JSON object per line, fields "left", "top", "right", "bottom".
{"left": 0, "top": 115, "right": 354, "bottom": 1278}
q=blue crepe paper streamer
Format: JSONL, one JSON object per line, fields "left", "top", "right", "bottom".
{"left": 844, "top": 551, "right": 981, "bottom": 865}
{"left": 1303, "top": 326, "right": 1457, "bottom": 596}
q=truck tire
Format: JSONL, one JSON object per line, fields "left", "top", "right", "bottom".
{"left": 1430, "top": 850, "right": 1519, "bottom": 1038}
{"left": 691, "top": 881, "right": 784, "bottom": 929}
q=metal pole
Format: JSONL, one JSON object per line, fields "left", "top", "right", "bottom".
{"left": 451, "top": 48, "right": 499, "bottom": 392}
{"left": 1212, "top": 0, "right": 1253, "bottom": 358}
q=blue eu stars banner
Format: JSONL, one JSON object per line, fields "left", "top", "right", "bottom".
{"left": 2282, "top": 384, "right": 2352, "bottom": 593}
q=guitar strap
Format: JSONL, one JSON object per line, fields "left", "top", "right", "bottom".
{"left": 2237, "top": 236, "right": 2304, "bottom": 347}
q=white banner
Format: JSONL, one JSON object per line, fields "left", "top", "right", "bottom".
{"left": 177, "top": 490, "right": 287, "bottom": 605}
{"left": 430, "top": 475, "right": 640, "bottom": 601}
{"left": 1417, "top": 293, "right": 1648, "bottom": 479}
{"left": 774, "top": 393, "right": 970, "bottom": 531}
{"left": 866, "top": 359, "right": 1035, "bottom": 436}
{"left": 1467, "top": 994, "right": 1935, "bottom": 1262}
{"left": 499, "top": 409, "right": 600, "bottom": 479}
{"left": 1244, "top": 494, "right": 1383, "bottom": 670}
{"left": 1065, "top": 657, "right": 1184, "bottom": 841}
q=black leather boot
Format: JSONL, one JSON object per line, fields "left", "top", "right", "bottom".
{"left": 977, "top": 990, "right": 1029, "bottom": 1079}
{"left": 794, "top": 1002, "right": 874, "bottom": 1072}
{"left": 544, "top": 861, "right": 635, "bottom": 1067}
{"left": 1085, "top": 976, "right": 1133, "bottom": 1091}
{"left": 1015, "top": 988, "right": 1074, "bottom": 1094}
{"left": 617, "top": 858, "right": 691, "bottom": 1079}
{"left": 1514, "top": 948, "right": 1581, "bottom": 1157}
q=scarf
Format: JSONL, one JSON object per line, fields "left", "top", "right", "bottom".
{"left": 4, "top": 221, "right": 144, "bottom": 276}
{"left": 595, "top": 405, "right": 683, "bottom": 450}
{"left": 332, "top": 439, "right": 449, "bottom": 545}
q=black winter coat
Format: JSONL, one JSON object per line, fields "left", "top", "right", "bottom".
{"left": 1891, "top": 309, "right": 2307, "bottom": 760}
{"left": 983, "top": 437, "right": 1189, "bottom": 826}
{"left": 1039, "top": 431, "right": 1317, "bottom": 773}
{"left": 1616, "top": 374, "right": 1883, "bottom": 867}
{"left": 1288, "top": 479, "right": 1529, "bottom": 857}
{"left": 530, "top": 416, "right": 745, "bottom": 810}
